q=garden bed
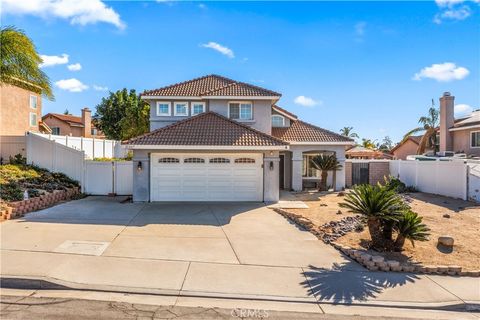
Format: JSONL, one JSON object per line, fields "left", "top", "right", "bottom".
{"left": 278, "top": 191, "right": 480, "bottom": 273}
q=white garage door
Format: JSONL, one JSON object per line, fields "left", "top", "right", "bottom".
{"left": 150, "top": 153, "right": 263, "bottom": 202}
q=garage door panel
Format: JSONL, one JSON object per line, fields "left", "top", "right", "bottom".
{"left": 151, "top": 153, "right": 263, "bottom": 202}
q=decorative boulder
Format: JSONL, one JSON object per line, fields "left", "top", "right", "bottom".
{"left": 438, "top": 236, "right": 454, "bottom": 247}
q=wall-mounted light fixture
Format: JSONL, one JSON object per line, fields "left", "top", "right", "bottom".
{"left": 137, "top": 161, "right": 143, "bottom": 172}
{"left": 269, "top": 161, "right": 274, "bottom": 171}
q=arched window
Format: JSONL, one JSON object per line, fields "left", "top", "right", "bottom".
{"left": 234, "top": 158, "right": 255, "bottom": 164}
{"left": 209, "top": 157, "right": 230, "bottom": 164}
{"left": 158, "top": 157, "right": 179, "bottom": 163}
{"left": 184, "top": 157, "right": 205, "bottom": 163}
{"left": 272, "top": 115, "right": 285, "bottom": 127}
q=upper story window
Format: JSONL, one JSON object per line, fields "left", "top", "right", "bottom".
{"left": 174, "top": 102, "right": 188, "bottom": 116}
{"left": 29, "top": 112, "right": 37, "bottom": 127}
{"left": 52, "top": 127, "right": 61, "bottom": 135}
{"left": 191, "top": 102, "right": 205, "bottom": 115}
{"left": 272, "top": 115, "right": 285, "bottom": 127}
{"left": 229, "top": 102, "right": 253, "bottom": 121}
{"left": 156, "top": 102, "right": 171, "bottom": 116}
{"left": 471, "top": 131, "right": 480, "bottom": 148}
{"left": 30, "top": 95, "right": 37, "bottom": 109}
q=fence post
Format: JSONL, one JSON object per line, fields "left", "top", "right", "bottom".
{"left": 103, "top": 140, "right": 106, "bottom": 158}
{"left": 112, "top": 161, "right": 115, "bottom": 194}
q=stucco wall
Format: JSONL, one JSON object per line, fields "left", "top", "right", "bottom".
{"left": 392, "top": 140, "right": 418, "bottom": 160}
{"left": 148, "top": 98, "right": 273, "bottom": 134}
{"left": 42, "top": 115, "right": 84, "bottom": 137}
{"left": 131, "top": 149, "right": 279, "bottom": 202}
{"left": 0, "top": 84, "right": 42, "bottom": 136}
{"left": 452, "top": 129, "right": 480, "bottom": 157}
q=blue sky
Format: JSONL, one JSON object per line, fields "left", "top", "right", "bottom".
{"left": 2, "top": 0, "right": 479, "bottom": 143}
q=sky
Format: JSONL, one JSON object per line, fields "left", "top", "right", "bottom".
{"left": 2, "top": 0, "right": 479, "bottom": 143}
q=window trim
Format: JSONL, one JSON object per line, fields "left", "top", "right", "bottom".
{"left": 272, "top": 114, "right": 285, "bottom": 127}
{"left": 30, "top": 95, "right": 38, "bottom": 109}
{"left": 51, "top": 127, "right": 61, "bottom": 135}
{"left": 191, "top": 102, "right": 206, "bottom": 116}
{"left": 156, "top": 102, "right": 171, "bottom": 116}
{"left": 174, "top": 101, "right": 189, "bottom": 116}
{"left": 228, "top": 101, "right": 253, "bottom": 121}
{"left": 471, "top": 131, "right": 480, "bottom": 149}
{"left": 29, "top": 112, "right": 37, "bottom": 127}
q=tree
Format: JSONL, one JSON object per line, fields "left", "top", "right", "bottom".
{"left": 340, "top": 184, "right": 405, "bottom": 250}
{"left": 0, "top": 26, "right": 54, "bottom": 100}
{"left": 377, "top": 136, "right": 394, "bottom": 152}
{"left": 310, "top": 154, "right": 342, "bottom": 191}
{"left": 393, "top": 210, "right": 430, "bottom": 251}
{"left": 340, "top": 127, "right": 359, "bottom": 139}
{"left": 403, "top": 100, "right": 439, "bottom": 155}
{"left": 361, "top": 138, "right": 377, "bottom": 149}
{"left": 94, "top": 89, "right": 150, "bottom": 140}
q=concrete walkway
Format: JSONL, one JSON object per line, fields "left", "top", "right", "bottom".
{"left": 1, "top": 197, "right": 479, "bottom": 317}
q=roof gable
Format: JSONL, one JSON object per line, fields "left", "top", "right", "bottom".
{"left": 43, "top": 113, "right": 84, "bottom": 126}
{"left": 271, "top": 120, "right": 354, "bottom": 143}
{"left": 141, "top": 74, "right": 281, "bottom": 98}
{"left": 125, "top": 112, "right": 288, "bottom": 147}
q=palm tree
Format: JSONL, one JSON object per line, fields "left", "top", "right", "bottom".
{"left": 361, "top": 138, "right": 377, "bottom": 149}
{"left": 0, "top": 26, "right": 54, "bottom": 100}
{"left": 394, "top": 210, "right": 430, "bottom": 251}
{"left": 340, "top": 127, "right": 359, "bottom": 139}
{"left": 310, "top": 154, "right": 342, "bottom": 191}
{"left": 403, "top": 101, "right": 439, "bottom": 155}
{"left": 340, "top": 184, "right": 405, "bottom": 250}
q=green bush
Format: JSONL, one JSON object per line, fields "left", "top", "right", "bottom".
{"left": 383, "top": 176, "right": 417, "bottom": 194}
{"left": 9, "top": 153, "right": 26, "bottom": 165}
{"left": 0, "top": 182, "right": 23, "bottom": 201}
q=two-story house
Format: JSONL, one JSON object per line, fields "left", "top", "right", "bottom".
{"left": 125, "top": 75, "right": 354, "bottom": 202}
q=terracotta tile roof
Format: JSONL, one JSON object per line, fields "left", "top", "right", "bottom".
{"left": 42, "top": 113, "right": 84, "bottom": 126}
{"left": 271, "top": 120, "right": 354, "bottom": 143}
{"left": 141, "top": 74, "right": 281, "bottom": 97}
{"left": 272, "top": 105, "right": 298, "bottom": 120}
{"left": 124, "top": 112, "right": 288, "bottom": 147}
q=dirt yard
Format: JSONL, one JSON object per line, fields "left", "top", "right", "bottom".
{"left": 289, "top": 191, "right": 480, "bottom": 271}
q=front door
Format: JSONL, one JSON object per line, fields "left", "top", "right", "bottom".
{"left": 279, "top": 155, "right": 285, "bottom": 189}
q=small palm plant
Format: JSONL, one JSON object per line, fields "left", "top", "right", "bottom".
{"left": 393, "top": 210, "right": 430, "bottom": 251}
{"left": 310, "top": 154, "right": 342, "bottom": 191}
{"left": 340, "top": 184, "right": 405, "bottom": 250}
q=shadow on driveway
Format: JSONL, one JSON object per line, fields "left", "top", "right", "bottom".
{"left": 301, "top": 261, "right": 419, "bottom": 304}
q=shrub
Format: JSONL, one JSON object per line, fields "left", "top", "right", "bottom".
{"left": 9, "top": 153, "right": 26, "bottom": 165}
{"left": 394, "top": 210, "right": 430, "bottom": 251}
{"left": 0, "top": 182, "right": 23, "bottom": 201}
{"left": 383, "top": 176, "right": 417, "bottom": 194}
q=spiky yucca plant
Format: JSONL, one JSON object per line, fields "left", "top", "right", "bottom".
{"left": 394, "top": 210, "right": 430, "bottom": 251}
{"left": 310, "top": 154, "right": 342, "bottom": 191}
{"left": 339, "top": 184, "right": 406, "bottom": 250}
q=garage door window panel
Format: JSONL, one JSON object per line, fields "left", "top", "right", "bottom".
{"left": 158, "top": 157, "right": 180, "bottom": 163}
{"left": 235, "top": 158, "right": 255, "bottom": 164}
{"left": 209, "top": 158, "right": 230, "bottom": 163}
{"left": 184, "top": 157, "right": 205, "bottom": 163}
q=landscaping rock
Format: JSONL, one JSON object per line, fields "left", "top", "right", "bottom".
{"left": 442, "top": 213, "right": 451, "bottom": 218}
{"left": 436, "top": 266, "right": 449, "bottom": 274}
{"left": 448, "top": 266, "right": 462, "bottom": 273}
{"left": 360, "top": 253, "right": 372, "bottom": 262}
{"left": 438, "top": 236, "right": 454, "bottom": 247}
{"left": 467, "top": 271, "right": 480, "bottom": 277}
{"left": 425, "top": 266, "right": 438, "bottom": 273}
{"left": 371, "top": 256, "right": 384, "bottom": 264}
{"left": 401, "top": 265, "right": 415, "bottom": 273}
{"left": 387, "top": 260, "right": 400, "bottom": 268}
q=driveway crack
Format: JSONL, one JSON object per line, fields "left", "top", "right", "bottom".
{"left": 209, "top": 204, "right": 242, "bottom": 265}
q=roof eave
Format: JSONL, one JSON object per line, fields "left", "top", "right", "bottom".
{"left": 125, "top": 145, "right": 289, "bottom": 150}
{"left": 449, "top": 124, "right": 480, "bottom": 132}
{"left": 288, "top": 141, "right": 355, "bottom": 146}
{"left": 141, "top": 95, "right": 281, "bottom": 100}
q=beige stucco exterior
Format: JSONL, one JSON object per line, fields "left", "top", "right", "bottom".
{"left": 451, "top": 128, "right": 480, "bottom": 157}
{"left": 392, "top": 139, "right": 419, "bottom": 160}
{"left": 42, "top": 115, "right": 84, "bottom": 137}
{"left": 0, "top": 84, "right": 42, "bottom": 136}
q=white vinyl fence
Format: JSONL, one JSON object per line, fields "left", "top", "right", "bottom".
{"left": 390, "top": 160, "right": 468, "bottom": 200}
{"left": 26, "top": 132, "right": 133, "bottom": 195}
{"left": 34, "top": 132, "right": 127, "bottom": 159}
{"left": 468, "top": 163, "right": 480, "bottom": 202}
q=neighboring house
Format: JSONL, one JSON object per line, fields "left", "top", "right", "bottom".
{"left": 346, "top": 146, "right": 393, "bottom": 159}
{"left": 0, "top": 83, "right": 50, "bottom": 161}
{"left": 125, "top": 75, "right": 354, "bottom": 202}
{"left": 42, "top": 108, "right": 104, "bottom": 138}
{"left": 391, "top": 136, "right": 433, "bottom": 160}
{"left": 392, "top": 92, "right": 479, "bottom": 160}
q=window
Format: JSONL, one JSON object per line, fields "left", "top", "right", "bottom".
{"left": 156, "top": 102, "right": 171, "bottom": 116}
{"left": 472, "top": 131, "right": 480, "bottom": 148}
{"left": 30, "top": 95, "right": 37, "bottom": 109}
{"left": 52, "top": 127, "right": 61, "bottom": 135}
{"left": 229, "top": 102, "right": 253, "bottom": 120}
{"left": 191, "top": 102, "right": 205, "bottom": 115}
{"left": 29, "top": 112, "right": 37, "bottom": 127}
{"left": 184, "top": 157, "right": 205, "bottom": 163}
{"left": 272, "top": 115, "right": 285, "bottom": 127}
{"left": 234, "top": 158, "right": 255, "bottom": 164}
{"left": 158, "top": 157, "right": 179, "bottom": 163}
{"left": 174, "top": 102, "right": 188, "bottom": 116}
{"left": 91, "top": 128, "right": 98, "bottom": 136}
{"left": 209, "top": 157, "right": 230, "bottom": 163}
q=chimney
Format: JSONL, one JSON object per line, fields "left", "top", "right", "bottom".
{"left": 439, "top": 92, "right": 454, "bottom": 152}
{"left": 81, "top": 107, "right": 92, "bottom": 138}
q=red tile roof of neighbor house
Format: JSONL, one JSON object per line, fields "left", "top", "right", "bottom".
{"left": 43, "top": 113, "right": 85, "bottom": 127}
{"left": 271, "top": 120, "right": 354, "bottom": 143}
{"left": 125, "top": 112, "right": 288, "bottom": 147}
{"left": 141, "top": 74, "right": 281, "bottom": 97}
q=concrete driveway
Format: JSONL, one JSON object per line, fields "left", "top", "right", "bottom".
{"left": 1, "top": 197, "right": 478, "bottom": 314}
